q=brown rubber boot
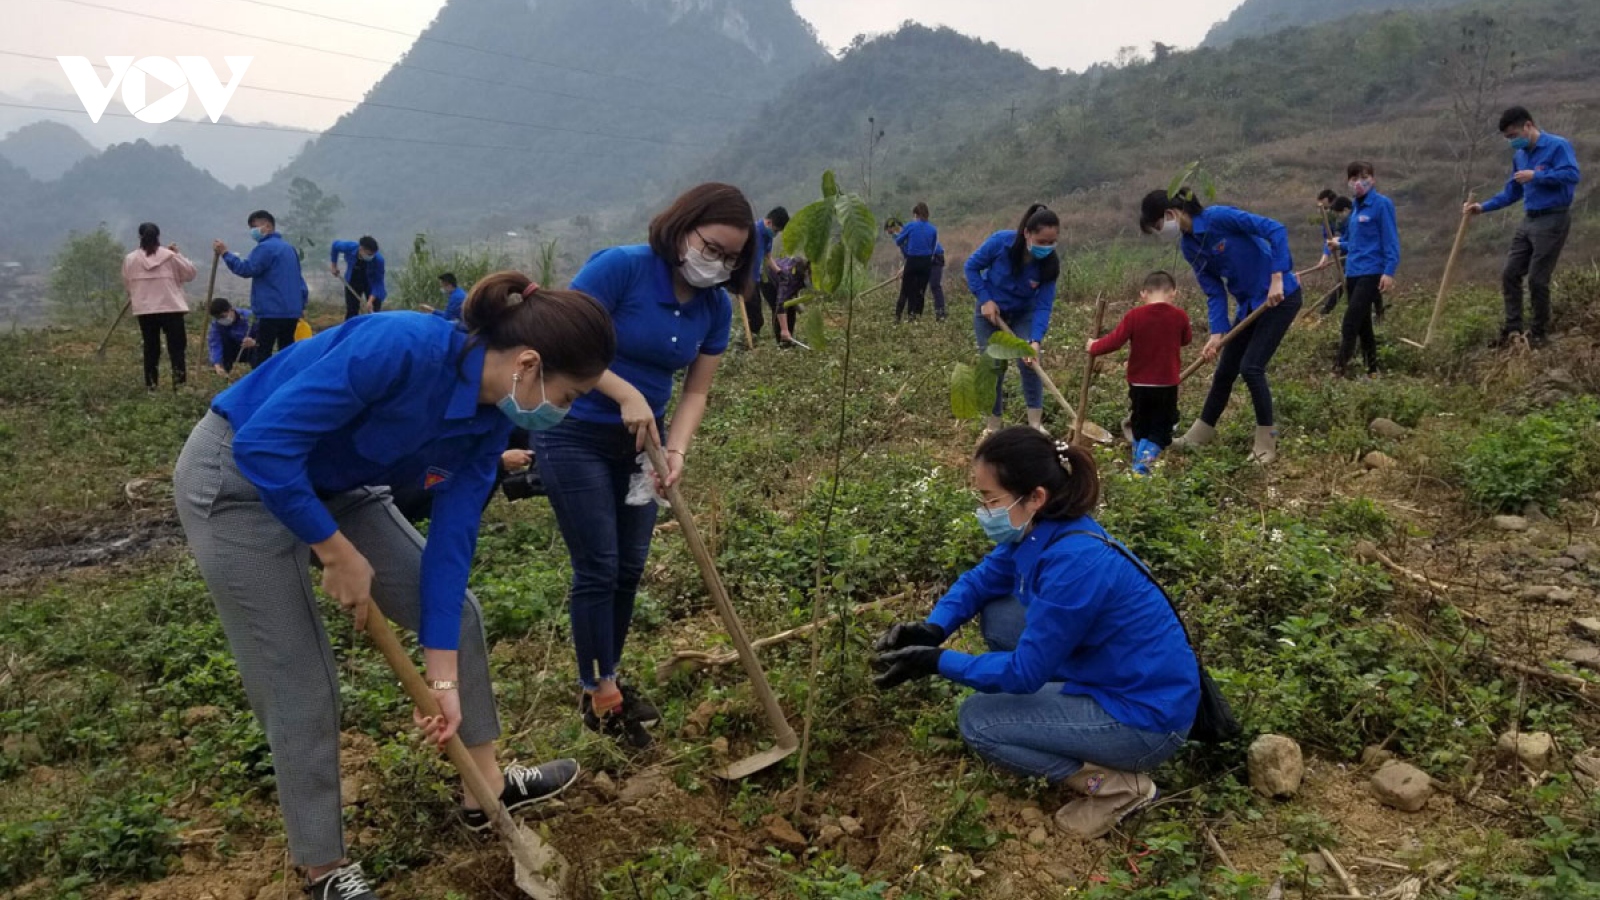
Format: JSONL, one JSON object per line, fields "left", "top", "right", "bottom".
{"left": 1169, "top": 420, "right": 1215, "bottom": 451}
{"left": 1249, "top": 426, "right": 1279, "bottom": 465}
{"left": 1054, "top": 765, "right": 1158, "bottom": 840}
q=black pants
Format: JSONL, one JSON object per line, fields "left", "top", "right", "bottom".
{"left": 1129, "top": 385, "right": 1179, "bottom": 448}
{"left": 343, "top": 284, "right": 367, "bottom": 321}
{"left": 1200, "top": 291, "right": 1301, "bottom": 428}
{"left": 217, "top": 336, "right": 256, "bottom": 373}
{"left": 896, "top": 255, "right": 934, "bottom": 320}
{"left": 137, "top": 312, "right": 186, "bottom": 388}
{"left": 761, "top": 280, "right": 795, "bottom": 343}
{"left": 1504, "top": 210, "right": 1571, "bottom": 338}
{"left": 256, "top": 317, "right": 299, "bottom": 361}
{"left": 930, "top": 262, "right": 947, "bottom": 320}
{"left": 1338, "top": 275, "right": 1381, "bottom": 375}
{"left": 744, "top": 287, "right": 765, "bottom": 342}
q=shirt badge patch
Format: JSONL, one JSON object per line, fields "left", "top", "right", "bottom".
{"left": 1213, "top": 241, "right": 1227, "bottom": 253}
{"left": 424, "top": 467, "right": 450, "bottom": 490}
{"left": 1359, "top": 215, "right": 1372, "bottom": 223}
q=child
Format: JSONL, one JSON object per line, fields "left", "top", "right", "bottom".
{"left": 207, "top": 297, "right": 257, "bottom": 376}
{"left": 772, "top": 255, "right": 810, "bottom": 346}
{"left": 1086, "top": 272, "right": 1193, "bottom": 475}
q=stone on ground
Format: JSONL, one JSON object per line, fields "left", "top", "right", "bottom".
{"left": 1248, "top": 734, "right": 1305, "bottom": 798}
{"left": 1370, "top": 761, "right": 1433, "bottom": 812}
{"left": 760, "top": 814, "right": 808, "bottom": 853}
{"left": 1493, "top": 515, "right": 1529, "bottom": 532}
{"left": 1369, "top": 418, "right": 1410, "bottom": 439}
{"left": 1363, "top": 451, "right": 1398, "bottom": 470}
{"left": 1496, "top": 731, "right": 1555, "bottom": 771}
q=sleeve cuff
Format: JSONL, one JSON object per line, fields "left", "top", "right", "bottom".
{"left": 927, "top": 608, "right": 965, "bottom": 636}
{"left": 936, "top": 650, "right": 972, "bottom": 680}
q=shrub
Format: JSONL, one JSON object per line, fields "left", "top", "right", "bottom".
{"left": 1456, "top": 397, "right": 1600, "bottom": 512}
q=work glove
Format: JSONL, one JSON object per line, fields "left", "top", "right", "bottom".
{"left": 873, "top": 621, "right": 946, "bottom": 653}
{"left": 872, "top": 646, "right": 944, "bottom": 690}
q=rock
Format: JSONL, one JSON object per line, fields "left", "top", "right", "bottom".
{"left": 1300, "top": 852, "right": 1330, "bottom": 877}
{"left": 1248, "top": 734, "right": 1305, "bottom": 798}
{"left": 1019, "top": 805, "right": 1046, "bottom": 827}
{"left": 683, "top": 700, "right": 719, "bottom": 738}
{"left": 709, "top": 736, "right": 730, "bottom": 757}
{"left": 1496, "top": 731, "right": 1555, "bottom": 771}
{"left": 817, "top": 824, "right": 845, "bottom": 848}
{"left": 1369, "top": 418, "right": 1410, "bottom": 439}
{"left": 1520, "top": 585, "right": 1558, "bottom": 602}
{"left": 591, "top": 771, "right": 617, "bottom": 800}
{"left": 1371, "top": 761, "right": 1434, "bottom": 812}
{"left": 618, "top": 768, "right": 670, "bottom": 804}
{"left": 760, "top": 814, "right": 808, "bottom": 853}
{"left": 1361, "top": 745, "right": 1395, "bottom": 768}
{"left": 1551, "top": 557, "right": 1580, "bottom": 571}
{"left": 1562, "top": 645, "right": 1600, "bottom": 672}
{"left": 182, "top": 705, "right": 224, "bottom": 728}
{"left": 1027, "top": 826, "right": 1049, "bottom": 847}
{"left": 1494, "top": 515, "right": 1529, "bottom": 532}
{"left": 0, "top": 734, "right": 43, "bottom": 765}
{"left": 1524, "top": 501, "right": 1550, "bottom": 522}
{"left": 1363, "top": 451, "right": 1399, "bottom": 470}
{"left": 1565, "top": 544, "right": 1596, "bottom": 564}
{"left": 1571, "top": 618, "right": 1600, "bottom": 641}
{"left": 339, "top": 774, "right": 364, "bottom": 806}
{"left": 1548, "top": 588, "right": 1580, "bottom": 604}
{"left": 838, "top": 815, "right": 863, "bottom": 837}
{"left": 1043, "top": 864, "right": 1075, "bottom": 885}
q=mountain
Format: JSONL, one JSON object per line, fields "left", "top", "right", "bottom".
{"left": 1202, "top": 0, "right": 1482, "bottom": 47}
{"left": 275, "top": 0, "right": 829, "bottom": 239}
{"left": 0, "top": 121, "right": 97, "bottom": 181}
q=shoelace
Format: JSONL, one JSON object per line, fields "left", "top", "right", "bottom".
{"left": 329, "top": 866, "right": 371, "bottom": 899}
{"left": 505, "top": 764, "right": 544, "bottom": 797}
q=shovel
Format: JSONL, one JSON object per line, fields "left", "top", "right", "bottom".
{"left": 861, "top": 273, "right": 900, "bottom": 298}
{"left": 1401, "top": 199, "right": 1472, "bottom": 350}
{"left": 642, "top": 437, "right": 799, "bottom": 779}
{"left": 994, "top": 319, "right": 1114, "bottom": 444}
{"left": 1177, "top": 300, "right": 1273, "bottom": 385}
{"left": 363, "top": 614, "right": 570, "bottom": 899}
{"left": 94, "top": 301, "right": 132, "bottom": 358}
{"left": 1072, "top": 295, "right": 1110, "bottom": 448}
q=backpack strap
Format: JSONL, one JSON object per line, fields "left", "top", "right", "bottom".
{"left": 1042, "top": 528, "right": 1207, "bottom": 666}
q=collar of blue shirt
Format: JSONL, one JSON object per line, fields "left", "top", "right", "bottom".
{"left": 445, "top": 340, "right": 489, "bottom": 420}
{"left": 648, "top": 252, "right": 716, "bottom": 309}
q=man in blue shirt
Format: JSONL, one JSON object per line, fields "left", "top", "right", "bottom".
{"left": 330, "top": 236, "right": 388, "bottom": 320}
{"left": 747, "top": 206, "right": 789, "bottom": 345}
{"left": 421, "top": 272, "right": 468, "bottom": 323}
{"left": 1333, "top": 161, "right": 1400, "bottom": 378}
{"left": 214, "top": 210, "right": 307, "bottom": 361}
{"left": 891, "top": 202, "right": 939, "bottom": 323}
{"left": 1466, "top": 106, "right": 1582, "bottom": 349}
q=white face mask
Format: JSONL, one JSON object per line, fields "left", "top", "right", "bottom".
{"left": 681, "top": 243, "right": 732, "bottom": 288}
{"left": 1159, "top": 218, "right": 1183, "bottom": 242}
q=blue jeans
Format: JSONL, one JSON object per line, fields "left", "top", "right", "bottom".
{"left": 1199, "top": 291, "right": 1302, "bottom": 428}
{"left": 530, "top": 418, "right": 660, "bottom": 689}
{"left": 975, "top": 310, "right": 1044, "bottom": 415}
{"left": 957, "top": 597, "right": 1189, "bottom": 783}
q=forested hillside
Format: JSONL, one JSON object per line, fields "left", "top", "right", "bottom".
{"left": 0, "top": 121, "right": 96, "bottom": 182}
{"left": 1202, "top": 0, "right": 1482, "bottom": 47}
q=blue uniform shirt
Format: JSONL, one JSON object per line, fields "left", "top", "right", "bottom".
{"left": 212, "top": 314, "right": 512, "bottom": 650}
{"left": 928, "top": 516, "right": 1200, "bottom": 735}
{"left": 433, "top": 286, "right": 468, "bottom": 323}
{"left": 330, "top": 240, "right": 388, "bottom": 301}
{"left": 894, "top": 219, "right": 939, "bottom": 258}
{"left": 222, "top": 232, "right": 307, "bottom": 319}
{"left": 568, "top": 245, "right": 732, "bottom": 423}
{"left": 1181, "top": 206, "right": 1301, "bottom": 335}
{"left": 1343, "top": 190, "right": 1401, "bottom": 278}
{"left": 1482, "top": 132, "right": 1582, "bottom": 215}
{"left": 207, "top": 308, "right": 256, "bottom": 365}
{"left": 963, "top": 229, "right": 1059, "bottom": 343}
{"left": 754, "top": 220, "right": 778, "bottom": 284}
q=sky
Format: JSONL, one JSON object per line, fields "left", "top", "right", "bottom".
{"left": 0, "top": 0, "right": 1248, "bottom": 132}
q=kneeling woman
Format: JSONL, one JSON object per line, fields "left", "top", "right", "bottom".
{"left": 874, "top": 428, "right": 1199, "bottom": 839}
{"left": 174, "top": 273, "right": 614, "bottom": 900}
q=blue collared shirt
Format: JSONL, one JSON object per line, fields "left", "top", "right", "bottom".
{"left": 567, "top": 244, "right": 732, "bottom": 423}
{"left": 1482, "top": 132, "right": 1582, "bottom": 215}
{"left": 212, "top": 314, "right": 512, "bottom": 650}
{"left": 207, "top": 308, "right": 256, "bottom": 365}
{"left": 963, "top": 229, "right": 1059, "bottom": 342}
{"left": 928, "top": 516, "right": 1199, "bottom": 734}
{"left": 432, "top": 287, "right": 468, "bottom": 323}
{"left": 1343, "top": 190, "right": 1401, "bottom": 278}
{"left": 895, "top": 219, "right": 939, "bottom": 258}
{"left": 1181, "top": 206, "right": 1301, "bottom": 335}
{"left": 330, "top": 240, "right": 388, "bottom": 301}
{"left": 222, "top": 232, "right": 307, "bottom": 319}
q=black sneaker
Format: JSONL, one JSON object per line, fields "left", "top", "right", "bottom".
{"left": 461, "top": 759, "right": 582, "bottom": 832}
{"left": 306, "top": 863, "right": 378, "bottom": 900}
{"left": 580, "top": 692, "right": 653, "bottom": 750}
{"left": 619, "top": 682, "right": 660, "bottom": 728}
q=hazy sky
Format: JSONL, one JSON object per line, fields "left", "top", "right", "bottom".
{"left": 0, "top": 0, "right": 1247, "bottom": 131}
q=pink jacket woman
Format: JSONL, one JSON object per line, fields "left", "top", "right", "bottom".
{"left": 123, "top": 222, "right": 197, "bottom": 389}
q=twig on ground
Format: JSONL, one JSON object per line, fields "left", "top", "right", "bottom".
{"left": 1202, "top": 826, "right": 1236, "bottom": 871}
{"left": 1318, "top": 846, "right": 1361, "bottom": 898}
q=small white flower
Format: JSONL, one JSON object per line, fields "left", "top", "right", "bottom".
{"left": 1269, "top": 529, "right": 1286, "bottom": 543}
{"left": 1278, "top": 638, "right": 1297, "bottom": 648}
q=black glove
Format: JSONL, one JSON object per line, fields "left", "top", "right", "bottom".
{"left": 872, "top": 646, "right": 944, "bottom": 690}
{"left": 873, "top": 621, "right": 946, "bottom": 653}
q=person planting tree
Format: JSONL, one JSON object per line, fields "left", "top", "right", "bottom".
{"left": 965, "top": 204, "right": 1063, "bottom": 436}
{"left": 890, "top": 202, "right": 939, "bottom": 323}
{"left": 1331, "top": 161, "right": 1401, "bottom": 379}
{"left": 121, "top": 222, "right": 196, "bottom": 390}
{"left": 214, "top": 210, "right": 308, "bottom": 362}
{"left": 330, "top": 236, "right": 388, "bottom": 318}
{"left": 1086, "top": 271, "right": 1193, "bottom": 475}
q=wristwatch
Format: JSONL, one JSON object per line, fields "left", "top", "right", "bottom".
{"left": 427, "top": 679, "right": 459, "bottom": 691}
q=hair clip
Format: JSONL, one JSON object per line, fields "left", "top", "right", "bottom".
{"left": 1053, "top": 440, "right": 1075, "bottom": 474}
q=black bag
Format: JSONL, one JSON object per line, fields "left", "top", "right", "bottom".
{"left": 1053, "top": 530, "right": 1243, "bottom": 744}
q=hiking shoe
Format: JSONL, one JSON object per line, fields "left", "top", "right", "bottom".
{"left": 619, "top": 682, "right": 661, "bottom": 728}
{"left": 1131, "top": 439, "right": 1161, "bottom": 476}
{"left": 580, "top": 692, "right": 653, "bottom": 750}
{"left": 461, "top": 759, "right": 582, "bottom": 832}
{"left": 1056, "top": 766, "right": 1159, "bottom": 840}
{"left": 306, "top": 863, "right": 378, "bottom": 900}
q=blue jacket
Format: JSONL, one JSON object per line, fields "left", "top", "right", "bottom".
{"left": 1181, "top": 206, "right": 1301, "bottom": 335}
{"left": 964, "top": 230, "right": 1059, "bottom": 343}
{"left": 330, "top": 240, "right": 388, "bottom": 302}
{"left": 928, "top": 517, "right": 1199, "bottom": 735}
{"left": 222, "top": 232, "right": 307, "bottom": 319}
{"left": 1321, "top": 216, "right": 1349, "bottom": 258}
{"left": 432, "top": 286, "right": 467, "bottom": 323}
{"left": 207, "top": 307, "right": 256, "bottom": 365}
{"left": 894, "top": 219, "right": 939, "bottom": 258}
{"left": 1343, "top": 190, "right": 1400, "bottom": 278}
{"left": 1482, "top": 132, "right": 1581, "bottom": 215}
{"left": 754, "top": 220, "right": 780, "bottom": 284}
{"left": 211, "top": 314, "right": 512, "bottom": 650}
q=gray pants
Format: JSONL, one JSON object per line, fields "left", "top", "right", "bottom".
{"left": 1503, "top": 211, "right": 1571, "bottom": 337}
{"left": 174, "top": 412, "right": 501, "bottom": 867}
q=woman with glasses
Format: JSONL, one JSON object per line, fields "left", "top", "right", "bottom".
{"left": 964, "top": 204, "right": 1063, "bottom": 436}
{"left": 532, "top": 182, "right": 751, "bottom": 748}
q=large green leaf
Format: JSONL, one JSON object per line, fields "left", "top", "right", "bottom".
{"left": 816, "top": 241, "right": 846, "bottom": 295}
{"left": 821, "top": 170, "right": 840, "bottom": 199}
{"left": 783, "top": 287, "right": 819, "bottom": 310}
{"left": 833, "top": 192, "right": 878, "bottom": 266}
{"left": 1167, "top": 161, "right": 1199, "bottom": 199}
{"left": 781, "top": 200, "right": 831, "bottom": 267}
{"left": 798, "top": 305, "right": 828, "bottom": 351}
{"left": 984, "top": 331, "right": 1037, "bottom": 360}
{"left": 951, "top": 358, "right": 1001, "bottom": 419}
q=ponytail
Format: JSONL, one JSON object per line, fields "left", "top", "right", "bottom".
{"left": 1139, "top": 187, "right": 1205, "bottom": 233}
{"left": 975, "top": 427, "right": 1099, "bottom": 521}
{"left": 1007, "top": 204, "right": 1061, "bottom": 285}
{"left": 138, "top": 222, "right": 160, "bottom": 256}
{"left": 461, "top": 270, "right": 616, "bottom": 380}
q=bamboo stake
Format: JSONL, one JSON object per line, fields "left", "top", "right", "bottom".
{"left": 1177, "top": 300, "right": 1274, "bottom": 385}
{"left": 1403, "top": 197, "right": 1473, "bottom": 350}
{"left": 1073, "top": 295, "right": 1109, "bottom": 447}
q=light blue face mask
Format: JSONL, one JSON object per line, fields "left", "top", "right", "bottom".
{"left": 497, "top": 370, "right": 569, "bottom": 431}
{"left": 1509, "top": 136, "right": 1531, "bottom": 151}
{"left": 249, "top": 227, "right": 266, "bottom": 242}
{"left": 975, "top": 496, "right": 1029, "bottom": 544}
{"left": 1030, "top": 244, "right": 1054, "bottom": 260}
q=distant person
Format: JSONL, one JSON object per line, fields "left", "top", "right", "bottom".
{"left": 214, "top": 210, "right": 307, "bottom": 361}
{"left": 930, "top": 240, "right": 948, "bottom": 322}
{"left": 1139, "top": 188, "right": 1301, "bottom": 464}
{"left": 206, "top": 297, "right": 257, "bottom": 376}
{"left": 771, "top": 255, "right": 810, "bottom": 346}
{"left": 330, "top": 236, "right": 387, "bottom": 319}
{"left": 749, "top": 207, "right": 790, "bottom": 345}
{"left": 1466, "top": 105, "right": 1582, "bottom": 349}
{"left": 1314, "top": 195, "right": 1353, "bottom": 317}
{"left": 1086, "top": 271, "right": 1193, "bottom": 475}
{"left": 891, "top": 202, "right": 939, "bottom": 323}
{"left": 965, "top": 203, "right": 1062, "bottom": 436}
{"left": 421, "top": 272, "right": 467, "bottom": 323}
{"left": 1333, "top": 162, "right": 1400, "bottom": 379}
{"left": 122, "top": 221, "right": 197, "bottom": 390}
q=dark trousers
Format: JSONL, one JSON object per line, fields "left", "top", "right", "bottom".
{"left": 896, "top": 256, "right": 934, "bottom": 320}
{"left": 137, "top": 312, "right": 186, "bottom": 388}
{"left": 1129, "top": 385, "right": 1180, "bottom": 448}
{"left": 761, "top": 280, "right": 795, "bottom": 342}
{"left": 1317, "top": 282, "right": 1344, "bottom": 316}
{"left": 1200, "top": 291, "right": 1301, "bottom": 428}
{"left": 217, "top": 336, "right": 254, "bottom": 373}
{"left": 255, "top": 317, "right": 299, "bottom": 361}
{"left": 744, "top": 287, "right": 765, "bottom": 340}
{"left": 343, "top": 284, "right": 366, "bottom": 321}
{"left": 930, "top": 262, "right": 947, "bottom": 319}
{"left": 1337, "top": 275, "right": 1381, "bottom": 375}
{"left": 1503, "top": 211, "right": 1571, "bottom": 338}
